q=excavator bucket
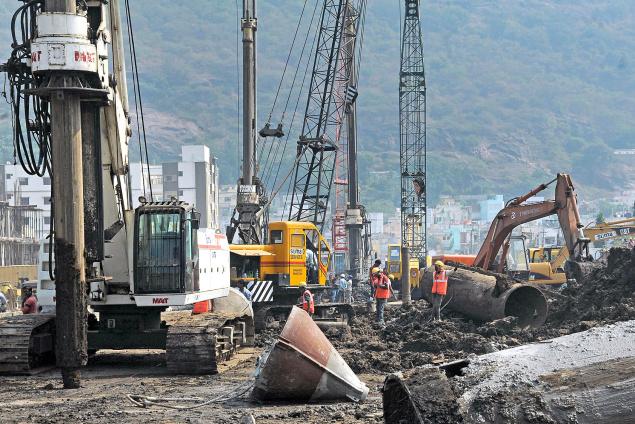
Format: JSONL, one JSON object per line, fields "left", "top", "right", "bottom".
{"left": 252, "top": 306, "right": 368, "bottom": 402}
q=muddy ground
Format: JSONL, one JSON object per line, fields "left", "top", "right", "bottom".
{"left": 1, "top": 248, "right": 633, "bottom": 423}
{"left": 1, "top": 349, "right": 384, "bottom": 424}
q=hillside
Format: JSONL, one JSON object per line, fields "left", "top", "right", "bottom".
{"left": 1, "top": 0, "right": 634, "bottom": 212}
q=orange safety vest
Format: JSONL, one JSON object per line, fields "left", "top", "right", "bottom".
{"left": 373, "top": 275, "right": 391, "bottom": 299}
{"left": 432, "top": 270, "right": 448, "bottom": 295}
{"left": 302, "top": 289, "right": 315, "bottom": 314}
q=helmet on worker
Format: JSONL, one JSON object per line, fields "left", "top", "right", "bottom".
{"left": 340, "top": 273, "right": 346, "bottom": 278}
{"left": 434, "top": 260, "right": 444, "bottom": 269}
{"left": 299, "top": 282, "right": 307, "bottom": 290}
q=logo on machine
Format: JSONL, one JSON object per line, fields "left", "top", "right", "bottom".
{"left": 596, "top": 231, "right": 617, "bottom": 240}
{"left": 290, "top": 248, "right": 304, "bottom": 256}
{"left": 152, "top": 297, "right": 169, "bottom": 304}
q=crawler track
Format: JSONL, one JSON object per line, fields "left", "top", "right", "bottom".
{"left": 0, "top": 314, "right": 55, "bottom": 374}
{"left": 164, "top": 312, "right": 247, "bottom": 374}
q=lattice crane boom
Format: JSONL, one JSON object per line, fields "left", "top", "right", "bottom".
{"left": 399, "top": 0, "right": 427, "bottom": 260}
{"left": 288, "top": 0, "right": 348, "bottom": 231}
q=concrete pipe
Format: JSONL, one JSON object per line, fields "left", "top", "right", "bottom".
{"left": 421, "top": 268, "right": 547, "bottom": 327}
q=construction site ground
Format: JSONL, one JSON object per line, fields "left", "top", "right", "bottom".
{"left": 0, "top": 349, "right": 384, "bottom": 423}
{"left": 1, "top": 247, "right": 634, "bottom": 423}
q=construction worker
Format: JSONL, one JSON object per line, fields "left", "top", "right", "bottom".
{"left": 21, "top": 288, "right": 38, "bottom": 315}
{"left": 345, "top": 274, "right": 353, "bottom": 303}
{"left": 372, "top": 269, "right": 394, "bottom": 324}
{"left": 237, "top": 279, "right": 252, "bottom": 302}
{"left": 299, "top": 282, "right": 314, "bottom": 315}
{"left": 369, "top": 259, "right": 381, "bottom": 281}
{"left": 336, "top": 273, "right": 348, "bottom": 302}
{"left": 431, "top": 260, "right": 448, "bottom": 321}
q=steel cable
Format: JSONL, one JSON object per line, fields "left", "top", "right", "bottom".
{"left": 127, "top": 381, "right": 254, "bottom": 410}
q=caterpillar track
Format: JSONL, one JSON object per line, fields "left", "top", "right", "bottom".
{"left": 0, "top": 314, "right": 55, "bottom": 374}
{"left": 164, "top": 311, "right": 249, "bottom": 374}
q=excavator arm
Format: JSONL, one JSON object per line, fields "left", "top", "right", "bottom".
{"left": 473, "top": 174, "right": 588, "bottom": 272}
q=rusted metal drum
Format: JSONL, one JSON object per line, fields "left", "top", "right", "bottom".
{"left": 252, "top": 306, "right": 368, "bottom": 402}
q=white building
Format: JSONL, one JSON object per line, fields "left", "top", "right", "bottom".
{"left": 218, "top": 184, "right": 237, "bottom": 230}
{"left": 129, "top": 163, "right": 163, "bottom": 205}
{"left": 367, "top": 212, "right": 384, "bottom": 235}
{"left": 0, "top": 164, "right": 51, "bottom": 235}
{"left": 162, "top": 145, "right": 220, "bottom": 229}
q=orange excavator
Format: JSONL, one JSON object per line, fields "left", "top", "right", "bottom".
{"left": 433, "top": 174, "right": 591, "bottom": 281}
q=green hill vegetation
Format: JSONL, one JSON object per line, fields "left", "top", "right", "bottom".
{"left": 1, "top": 0, "right": 633, "bottom": 213}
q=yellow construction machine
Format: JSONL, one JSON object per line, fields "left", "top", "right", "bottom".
{"left": 528, "top": 216, "right": 635, "bottom": 284}
{"left": 229, "top": 221, "right": 353, "bottom": 329}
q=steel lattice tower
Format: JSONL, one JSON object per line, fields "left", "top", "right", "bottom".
{"left": 399, "top": 0, "right": 427, "bottom": 261}
{"left": 288, "top": 0, "right": 347, "bottom": 231}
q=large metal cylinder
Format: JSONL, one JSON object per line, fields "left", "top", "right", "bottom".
{"left": 421, "top": 268, "right": 547, "bottom": 327}
{"left": 252, "top": 306, "right": 368, "bottom": 402}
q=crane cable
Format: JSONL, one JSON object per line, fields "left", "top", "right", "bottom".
{"left": 124, "top": 0, "right": 153, "bottom": 200}
{"left": 260, "top": 0, "right": 321, "bottom": 191}
{"left": 258, "top": 0, "right": 319, "bottom": 192}
{"left": 127, "top": 381, "right": 254, "bottom": 410}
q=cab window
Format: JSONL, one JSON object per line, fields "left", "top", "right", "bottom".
{"left": 319, "top": 239, "right": 330, "bottom": 267}
{"left": 271, "top": 230, "right": 283, "bottom": 244}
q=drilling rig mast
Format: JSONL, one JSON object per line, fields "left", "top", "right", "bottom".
{"left": 399, "top": 0, "right": 427, "bottom": 262}
{"left": 227, "top": 0, "right": 268, "bottom": 245}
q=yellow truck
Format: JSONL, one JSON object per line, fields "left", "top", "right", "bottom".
{"left": 229, "top": 221, "right": 352, "bottom": 329}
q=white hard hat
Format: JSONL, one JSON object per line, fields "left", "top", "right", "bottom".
{"left": 340, "top": 273, "right": 346, "bottom": 278}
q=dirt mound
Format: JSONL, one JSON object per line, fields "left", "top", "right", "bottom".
{"left": 548, "top": 247, "right": 635, "bottom": 326}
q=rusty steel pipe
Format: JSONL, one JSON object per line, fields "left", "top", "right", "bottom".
{"left": 421, "top": 268, "right": 547, "bottom": 327}
{"left": 252, "top": 306, "right": 368, "bottom": 402}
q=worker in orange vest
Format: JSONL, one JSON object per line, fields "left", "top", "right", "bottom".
{"left": 299, "top": 282, "right": 315, "bottom": 315}
{"left": 372, "top": 270, "right": 394, "bottom": 324}
{"left": 431, "top": 260, "right": 448, "bottom": 321}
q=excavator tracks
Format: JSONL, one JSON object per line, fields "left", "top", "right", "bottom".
{"left": 0, "top": 314, "right": 55, "bottom": 374}
{"left": 164, "top": 311, "right": 248, "bottom": 374}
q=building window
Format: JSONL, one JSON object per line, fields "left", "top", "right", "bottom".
{"left": 20, "top": 197, "right": 29, "bottom": 205}
{"left": 43, "top": 242, "right": 50, "bottom": 253}
{"left": 43, "top": 177, "right": 51, "bottom": 185}
{"left": 42, "top": 261, "right": 50, "bottom": 271}
{"left": 7, "top": 194, "right": 12, "bottom": 200}
{"left": 6, "top": 173, "right": 12, "bottom": 179}
{"left": 178, "top": 171, "right": 183, "bottom": 177}
{"left": 18, "top": 177, "right": 28, "bottom": 185}
{"left": 178, "top": 190, "right": 184, "bottom": 196}
{"left": 44, "top": 216, "right": 51, "bottom": 225}
{"left": 44, "top": 196, "right": 51, "bottom": 205}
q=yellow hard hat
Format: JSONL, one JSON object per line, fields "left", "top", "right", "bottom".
{"left": 371, "top": 267, "right": 380, "bottom": 274}
{"left": 434, "top": 260, "right": 444, "bottom": 267}
{"left": 388, "top": 274, "right": 395, "bottom": 280}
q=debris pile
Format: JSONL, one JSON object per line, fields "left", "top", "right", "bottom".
{"left": 548, "top": 247, "right": 635, "bottom": 327}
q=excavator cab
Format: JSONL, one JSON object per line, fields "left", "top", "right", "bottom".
{"left": 504, "top": 235, "right": 531, "bottom": 281}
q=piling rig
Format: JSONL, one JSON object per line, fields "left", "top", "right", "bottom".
{"left": 0, "top": 0, "right": 253, "bottom": 386}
